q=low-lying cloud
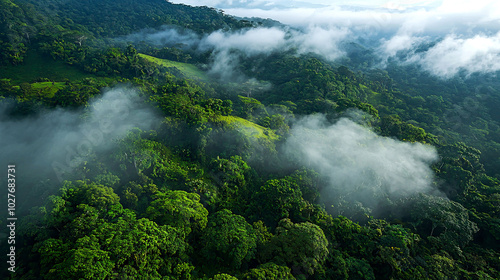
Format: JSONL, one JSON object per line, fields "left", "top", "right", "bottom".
{"left": 167, "top": 0, "right": 500, "bottom": 78}
{"left": 123, "top": 25, "right": 350, "bottom": 81}
{"left": 122, "top": 25, "right": 201, "bottom": 48}
{"left": 0, "top": 87, "right": 159, "bottom": 186}
{"left": 380, "top": 34, "right": 427, "bottom": 58}
{"left": 203, "top": 26, "right": 350, "bottom": 79}
{"left": 203, "top": 27, "right": 287, "bottom": 54}
{"left": 290, "top": 26, "right": 350, "bottom": 60}
{"left": 200, "top": 27, "right": 287, "bottom": 80}
{"left": 284, "top": 114, "right": 439, "bottom": 214}
{"left": 406, "top": 32, "right": 500, "bottom": 78}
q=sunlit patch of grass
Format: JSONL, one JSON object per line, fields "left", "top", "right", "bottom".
{"left": 216, "top": 115, "right": 279, "bottom": 141}
{"left": 30, "top": 82, "right": 67, "bottom": 98}
{"left": 138, "top": 53, "right": 209, "bottom": 81}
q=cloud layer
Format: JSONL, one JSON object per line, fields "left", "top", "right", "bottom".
{"left": 203, "top": 27, "right": 287, "bottom": 54}
{"left": 284, "top": 115, "right": 439, "bottom": 212}
{"left": 0, "top": 87, "right": 159, "bottom": 186}
{"left": 122, "top": 25, "right": 350, "bottom": 81}
{"left": 167, "top": 0, "right": 500, "bottom": 78}
{"left": 123, "top": 26, "right": 201, "bottom": 48}
{"left": 406, "top": 33, "right": 500, "bottom": 78}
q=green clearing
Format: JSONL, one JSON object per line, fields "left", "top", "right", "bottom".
{"left": 9, "top": 81, "right": 66, "bottom": 98}
{"left": 138, "top": 53, "right": 209, "bottom": 81}
{"left": 216, "top": 115, "right": 279, "bottom": 141}
{"left": 31, "top": 82, "right": 67, "bottom": 98}
{"left": 0, "top": 51, "right": 92, "bottom": 83}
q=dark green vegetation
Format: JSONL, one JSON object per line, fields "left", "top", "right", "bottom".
{"left": 1, "top": 0, "right": 499, "bottom": 279}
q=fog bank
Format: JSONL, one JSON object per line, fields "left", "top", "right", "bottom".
{"left": 284, "top": 114, "right": 439, "bottom": 215}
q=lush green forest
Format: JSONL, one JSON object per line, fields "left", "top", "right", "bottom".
{"left": 1, "top": 0, "right": 499, "bottom": 279}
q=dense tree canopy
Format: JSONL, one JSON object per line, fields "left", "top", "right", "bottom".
{"left": 1, "top": 0, "right": 499, "bottom": 279}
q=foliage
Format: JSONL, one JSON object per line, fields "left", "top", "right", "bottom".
{"left": 27, "top": 180, "right": 191, "bottom": 279}
{"left": 146, "top": 190, "right": 208, "bottom": 235}
{"left": 2, "top": 0, "right": 500, "bottom": 279}
{"left": 408, "top": 194, "right": 479, "bottom": 255}
{"left": 242, "top": 262, "right": 296, "bottom": 280}
{"left": 249, "top": 178, "right": 311, "bottom": 226}
{"left": 201, "top": 209, "right": 258, "bottom": 270}
{"left": 260, "top": 219, "right": 329, "bottom": 276}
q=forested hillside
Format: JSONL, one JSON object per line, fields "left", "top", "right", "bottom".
{"left": 1, "top": 0, "right": 499, "bottom": 279}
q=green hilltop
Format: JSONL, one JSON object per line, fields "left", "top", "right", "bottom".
{"left": 138, "top": 53, "right": 210, "bottom": 81}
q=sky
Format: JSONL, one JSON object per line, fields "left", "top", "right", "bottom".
{"left": 166, "top": 0, "right": 500, "bottom": 78}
